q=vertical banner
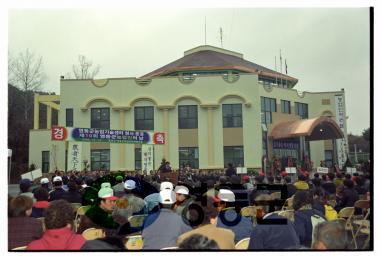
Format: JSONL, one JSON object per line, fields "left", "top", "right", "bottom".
{"left": 335, "top": 95, "right": 347, "bottom": 169}
{"left": 67, "top": 141, "right": 82, "bottom": 171}
{"left": 142, "top": 144, "right": 154, "bottom": 173}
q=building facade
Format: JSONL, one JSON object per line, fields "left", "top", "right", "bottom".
{"left": 29, "top": 45, "right": 348, "bottom": 172}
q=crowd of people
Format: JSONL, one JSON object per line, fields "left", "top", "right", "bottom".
{"left": 8, "top": 164, "right": 371, "bottom": 251}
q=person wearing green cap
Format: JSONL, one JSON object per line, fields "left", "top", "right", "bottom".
{"left": 113, "top": 176, "right": 125, "bottom": 198}
{"left": 78, "top": 185, "right": 123, "bottom": 236}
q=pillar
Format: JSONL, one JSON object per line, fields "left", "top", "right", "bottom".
{"left": 163, "top": 109, "right": 169, "bottom": 160}
{"left": 119, "top": 110, "right": 125, "bottom": 169}
{"left": 34, "top": 94, "right": 39, "bottom": 129}
{"left": 207, "top": 107, "right": 214, "bottom": 166}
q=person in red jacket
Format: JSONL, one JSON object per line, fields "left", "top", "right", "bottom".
{"left": 27, "top": 199, "right": 86, "bottom": 250}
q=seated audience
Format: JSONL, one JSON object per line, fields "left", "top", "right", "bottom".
{"left": 113, "top": 180, "right": 146, "bottom": 220}
{"left": 173, "top": 185, "right": 193, "bottom": 216}
{"left": 178, "top": 234, "right": 219, "bottom": 250}
{"left": 312, "top": 221, "right": 348, "bottom": 249}
{"left": 8, "top": 195, "right": 43, "bottom": 249}
{"left": 293, "top": 190, "right": 326, "bottom": 248}
{"left": 62, "top": 180, "right": 82, "bottom": 203}
{"left": 248, "top": 195, "right": 300, "bottom": 250}
{"left": 177, "top": 196, "right": 235, "bottom": 249}
{"left": 214, "top": 189, "right": 253, "bottom": 243}
{"left": 112, "top": 175, "right": 125, "bottom": 198}
{"left": 293, "top": 174, "right": 309, "bottom": 190}
{"left": 48, "top": 176, "right": 67, "bottom": 201}
{"left": 142, "top": 189, "right": 191, "bottom": 249}
{"left": 335, "top": 179, "right": 359, "bottom": 212}
{"left": 27, "top": 200, "right": 86, "bottom": 250}
{"left": 81, "top": 236, "right": 126, "bottom": 250}
{"left": 32, "top": 187, "right": 49, "bottom": 218}
{"left": 19, "top": 178, "right": 36, "bottom": 202}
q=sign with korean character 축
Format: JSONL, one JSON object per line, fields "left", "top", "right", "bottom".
{"left": 52, "top": 127, "right": 165, "bottom": 145}
{"left": 67, "top": 141, "right": 82, "bottom": 171}
{"left": 142, "top": 144, "right": 154, "bottom": 173}
{"left": 334, "top": 95, "right": 348, "bottom": 169}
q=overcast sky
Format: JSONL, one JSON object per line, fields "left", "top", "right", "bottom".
{"left": 8, "top": 8, "right": 370, "bottom": 135}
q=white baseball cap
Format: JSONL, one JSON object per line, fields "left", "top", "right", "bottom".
{"left": 215, "top": 189, "right": 235, "bottom": 202}
{"left": 53, "top": 176, "right": 62, "bottom": 182}
{"left": 174, "top": 185, "right": 189, "bottom": 195}
{"left": 124, "top": 180, "right": 136, "bottom": 190}
{"left": 159, "top": 189, "right": 176, "bottom": 204}
{"left": 160, "top": 181, "right": 174, "bottom": 191}
{"left": 40, "top": 178, "right": 49, "bottom": 184}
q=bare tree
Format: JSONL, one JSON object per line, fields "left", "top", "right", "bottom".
{"left": 8, "top": 49, "right": 47, "bottom": 120}
{"left": 72, "top": 55, "right": 101, "bottom": 79}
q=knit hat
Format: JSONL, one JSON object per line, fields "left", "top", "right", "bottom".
{"left": 101, "top": 182, "right": 111, "bottom": 189}
{"left": 115, "top": 176, "right": 123, "bottom": 182}
{"left": 98, "top": 187, "right": 118, "bottom": 201}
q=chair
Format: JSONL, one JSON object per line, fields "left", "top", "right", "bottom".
{"left": 270, "top": 191, "right": 281, "bottom": 200}
{"left": 161, "top": 246, "right": 179, "bottom": 250}
{"left": 240, "top": 206, "right": 257, "bottom": 224}
{"left": 281, "top": 197, "right": 293, "bottom": 211}
{"left": 278, "top": 210, "right": 295, "bottom": 222}
{"left": 71, "top": 203, "right": 82, "bottom": 213}
{"left": 235, "top": 237, "right": 250, "bottom": 250}
{"left": 11, "top": 246, "right": 27, "bottom": 250}
{"left": 74, "top": 205, "right": 91, "bottom": 232}
{"left": 125, "top": 235, "right": 144, "bottom": 250}
{"left": 353, "top": 200, "right": 370, "bottom": 220}
{"left": 128, "top": 214, "right": 148, "bottom": 228}
{"left": 81, "top": 228, "right": 105, "bottom": 240}
{"left": 352, "top": 208, "right": 370, "bottom": 249}
{"left": 338, "top": 207, "right": 356, "bottom": 249}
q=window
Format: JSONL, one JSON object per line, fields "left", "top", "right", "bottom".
{"left": 66, "top": 108, "right": 73, "bottom": 127}
{"left": 135, "top": 106, "right": 154, "bottom": 130}
{"left": 179, "top": 147, "right": 199, "bottom": 169}
{"left": 224, "top": 146, "right": 244, "bottom": 167}
{"left": 295, "top": 102, "right": 309, "bottom": 119}
{"left": 91, "top": 149, "right": 110, "bottom": 171}
{"left": 178, "top": 105, "right": 198, "bottom": 129}
{"left": 135, "top": 148, "right": 142, "bottom": 170}
{"left": 91, "top": 108, "right": 110, "bottom": 129}
{"left": 222, "top": 104, "right": 242, "bottom": 128}
{"left": 325, "top": 150, "right": 333, "bottom": 168}
{"left": 42, "top": 151, "right": 50, "bottom": 172}
{"left": 281, "top": 100, "right": 291, "bottom": 114}
{"left": 261, "top": 97, "right": 276, "bottom": 124}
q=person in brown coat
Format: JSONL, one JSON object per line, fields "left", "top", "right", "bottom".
{"left": 177, "top": 196, "right": 235, "bottom": 249}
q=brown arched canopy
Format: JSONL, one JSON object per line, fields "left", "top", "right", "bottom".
{"left": 269, "top": 116, "right": 344, "bottom": 141}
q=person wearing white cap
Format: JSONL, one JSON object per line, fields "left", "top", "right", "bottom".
{"left": 78, "top": 186, "right": 121, "bottom": 235}
{"left": 112, "top": 179, "right": 145, "bottom": 221}
{"left": 142, "top": 189, "right": 192, "bottom": 249}
{"left": 160, "top": 181, "right": 174, "bottom": 191}
{"left": 40, "top": 178, "right": 50, "bottom": 190}
{"left": 213, "top": 189, "right": 254, "bottom": 243}
{"left": 48, "top": 176, "right": 67, "bottom": 202}
{"left": 173, "top": 185, "right": 193, "bottom": 216}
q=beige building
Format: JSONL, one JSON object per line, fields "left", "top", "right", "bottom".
{"left": 29, "top": 45, "right": 348, "bottom": 173}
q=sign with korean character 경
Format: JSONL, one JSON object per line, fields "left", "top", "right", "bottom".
{"left": 67, "top": 142, "right": 82, "bottom": 171}
{"left": 52, "top": 127, "right": 165, "bottom": 145}
{"left": 142, "top": 144, "right": 154, "bottom": 173}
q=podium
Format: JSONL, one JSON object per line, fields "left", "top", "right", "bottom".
{"left": 159, "top": 171, "right": 178, "bottom": 185}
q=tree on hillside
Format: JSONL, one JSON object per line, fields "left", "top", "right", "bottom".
{"left": 8, "top": 49, "right": 47, "bottom": 120}
{"left": 362, "top": 128, "right": 370, "bottom": 141}
{"left": 71, "top": 55, "right": 101, "bottom": 79}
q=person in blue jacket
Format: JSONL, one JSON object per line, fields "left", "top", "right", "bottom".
{"left": 293, "top": 190, "right": 326, "bottom": 248}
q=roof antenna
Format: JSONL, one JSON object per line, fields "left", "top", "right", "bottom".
{"left": 220, "top": 27, "right": 224, "bottom": 48}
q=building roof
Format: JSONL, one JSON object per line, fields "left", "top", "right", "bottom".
{"left": 140, "top": 45, "right": 298, "bottom": 85}
{"left": 269, "top": 116, "right": 344, "bottom": 141}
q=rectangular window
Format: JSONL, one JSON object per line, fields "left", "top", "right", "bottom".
{"left": 222, "top": 104, "right": 243, "bottom": 128}
{"left": 178, "top": 105, "right": 198, "bottom": 129}
{"left": 135, "top": 106, "right": 154, "bottom": 130}
{"left": 91, "top": 108, "right": 110, "bottom": 129}
{"left": 66, "top": 108, "right": 73, "bottom": 127}
{"left": 135, "top": 148, "right": 142, "bottom": 170}
{"left": 42, "top": 151, "right": 50, "bottom": 173}
{"left": 281, "top": 100, "right": 291, "bottom": 114}
{"left": 261, "top": 97, "right": 276, "bottom": 124}
{"left": 224, "top": 146, "right": 244, "bottom": 167}
{"left": 325, "top": 150, "right": 333, "bottom": 168}
{"left": 295, "top": 102, "right": 309, "bottom": 119}
{"left": 179, "top": 147, "right": 199, "bottom": 169}
{"left": 91, "top": 149, "right": 110, "bottom": 171}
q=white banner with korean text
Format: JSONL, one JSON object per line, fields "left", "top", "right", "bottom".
{"left": 67, "top": 142, "right": 82, "bottom": 171}
{"left": 142, "top": 144, "right": 154, "bottom": 173}
{"left": 335, "top": 95, "right": 347, "bottom": 169}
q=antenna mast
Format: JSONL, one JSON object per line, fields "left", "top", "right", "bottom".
{"left": 204, "top": 17, "right": 207, "bottom": 45}
{"left": 220, "top": 27, "right": 224, "bottom": 48}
